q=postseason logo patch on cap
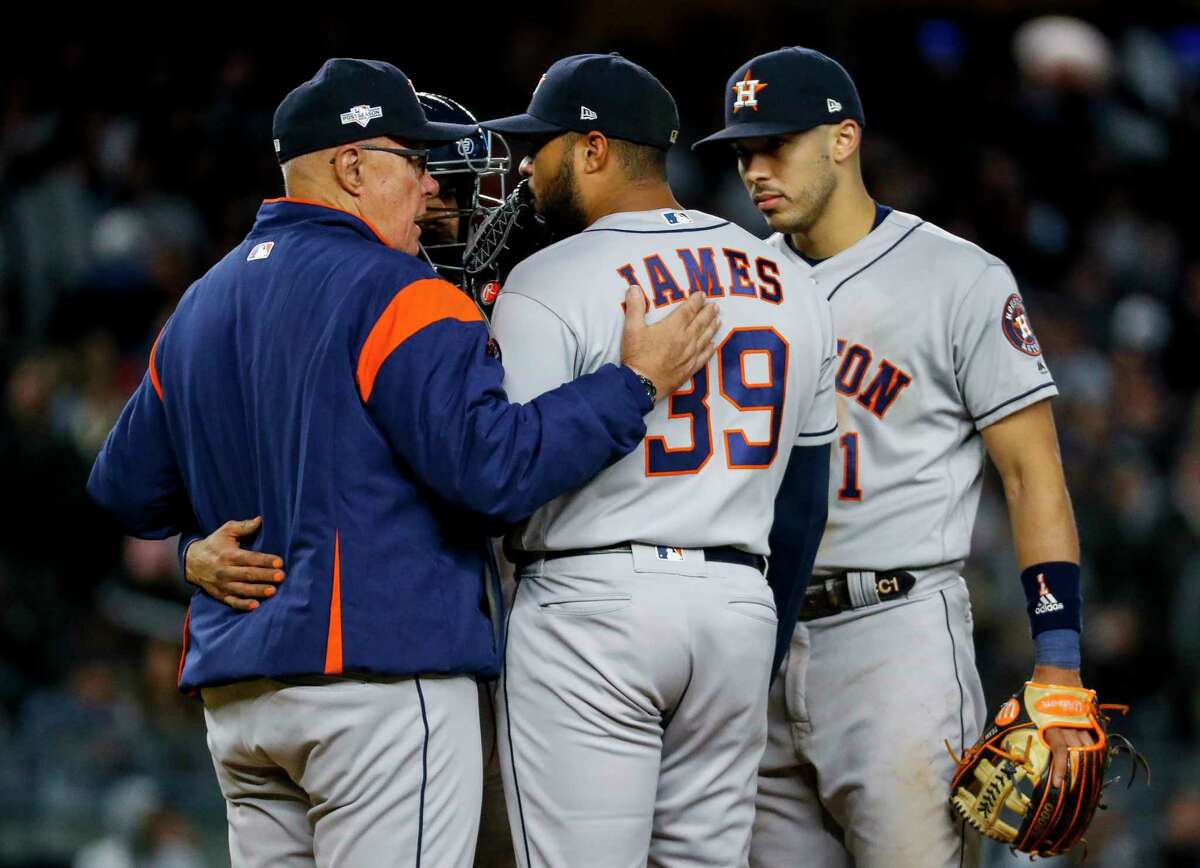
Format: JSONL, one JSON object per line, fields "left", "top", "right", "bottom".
{"left": 340, "top": 104, "right": 383, "bottom": 128}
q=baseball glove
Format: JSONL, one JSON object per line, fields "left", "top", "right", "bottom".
{"left": 947, "top": 682, "right": 1147, "bottom": 858}
{"left": 463, "top": 179, "right": 549, "bottom": 313}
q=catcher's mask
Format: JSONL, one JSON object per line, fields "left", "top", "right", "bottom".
{"left": 416, "top": 92, "right": 511, "bottom": 278}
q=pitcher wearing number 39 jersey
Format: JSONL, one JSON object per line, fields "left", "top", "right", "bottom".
{"left": 489, "top": 206, "right": 836, "bottom": 868}
{"left": 495, "top": 208, "right": 836, "bottom": 555}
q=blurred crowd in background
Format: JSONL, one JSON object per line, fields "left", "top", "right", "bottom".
{"left": 0, "top": 5, "right": 1197, "bottom": 866}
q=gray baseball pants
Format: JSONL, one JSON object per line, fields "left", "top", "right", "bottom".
{"left": 498, "top": 546, "right": 777, "bottom": 868}
{"left": 203, "top": 674, "right": 481, "bottom": 867}
{"left": 750, "top": 576, "right": 986, "bottom": 868}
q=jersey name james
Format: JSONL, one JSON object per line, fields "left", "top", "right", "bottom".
{"left": 616, "top": 248, "right": 784, "bottom": 307}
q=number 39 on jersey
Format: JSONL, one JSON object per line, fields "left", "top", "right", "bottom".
{"left": 646, "top": 327, "right": 788, "bottom": 476}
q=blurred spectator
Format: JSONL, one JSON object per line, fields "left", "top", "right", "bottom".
{"left": 72, "top": 777, "right": 204, "bottom": 868}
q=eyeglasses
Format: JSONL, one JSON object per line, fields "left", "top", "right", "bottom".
{"left": 329, "top": 145, "right": 431, "bottom": 175}
{"left": 359, "top": 144, "right": 431, "bottom": 175}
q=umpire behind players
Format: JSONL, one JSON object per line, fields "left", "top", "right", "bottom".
{"left": 87, "top": 58, "right": 717, "bottom": 868}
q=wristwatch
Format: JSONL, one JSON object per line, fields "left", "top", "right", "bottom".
{"left": 628, "top": 368, "right": 657, "bottom": 402}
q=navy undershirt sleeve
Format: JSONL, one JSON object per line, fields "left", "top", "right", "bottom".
{"left": 765, "top": 443, "right": 831, "bottom": 680}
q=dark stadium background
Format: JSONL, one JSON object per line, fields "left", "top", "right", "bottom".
{"left": 1, "top": 3, "right": 1196, "bottom": 865}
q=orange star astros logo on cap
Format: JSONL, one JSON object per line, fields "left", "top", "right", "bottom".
{"left": 731, "top": 69, "right": 768, "bottom": 112}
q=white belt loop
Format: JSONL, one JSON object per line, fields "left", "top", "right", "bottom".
{"left": 846, "top": 571, "right": 880, "bottom": 608}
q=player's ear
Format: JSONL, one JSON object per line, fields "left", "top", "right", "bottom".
{"left": 580, "top": 131, "right": 610, "bottom": 174}
{"left": 330, "top": 144, "right": 366, "bottom": 196}
{"left": 830, "top": 120, "right": 862, "bottom": 165}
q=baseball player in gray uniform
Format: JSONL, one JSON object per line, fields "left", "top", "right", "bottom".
{"left": 695, "top": 48, "right": 1094, "bottom": 868}
{"left": 479, "top": 53, "right": 837, "bottom": 867}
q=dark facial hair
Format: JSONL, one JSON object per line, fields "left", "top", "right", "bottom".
{"left": 535, "top": 147, "right": 590, "bottom": 240}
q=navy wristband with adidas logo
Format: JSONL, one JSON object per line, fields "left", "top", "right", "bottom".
{"left": 1020, "top": 561, "right": 1082, "bottom": 636}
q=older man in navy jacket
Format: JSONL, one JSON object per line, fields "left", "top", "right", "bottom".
{"left": 87, "top": 58, "right": 716, "bottom": 868}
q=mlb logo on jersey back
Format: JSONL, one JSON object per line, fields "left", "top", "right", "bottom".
{"left": 657, "top": 546, "right": 685, "bottom": 561}
{"left": 662, "top": 211, "right": 692, "bottom": 225}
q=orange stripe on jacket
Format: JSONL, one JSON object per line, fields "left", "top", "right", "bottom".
{"left": 324, "top": 531, "right": 343, "bottom": 674}
{"left": 148, "top": 331, "right": 164, "bottom": 400}
{"left": 176, "top": 604, "right": 191, "bottom": 686}
{"left": 356, "top": 278, "right": 482, "bottom": 402}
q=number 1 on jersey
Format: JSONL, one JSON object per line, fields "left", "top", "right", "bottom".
{"left": 837, "top": 432, "right": 862, "bottom": 501}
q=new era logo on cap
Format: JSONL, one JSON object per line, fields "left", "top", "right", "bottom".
{"left": 580, "top": 106, "right": 598, "bottom": 120}
{"left": 340, "top": 104, "right": 383, "bottom": 127}
{"left": 827, "top": 98, "right": 843, "bottom": 112}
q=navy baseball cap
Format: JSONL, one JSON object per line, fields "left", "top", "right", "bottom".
{"left": 479, "top": 53, "right": 679, "bottom": 150}
{"left": 692, "top": 47, "right": 864, "bottom": 150}
{"left": 272, "top": 58, "right": 478, "bottom": 163}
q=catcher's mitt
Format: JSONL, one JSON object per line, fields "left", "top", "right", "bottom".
{"left": 947, "top": 682, "right": 1147, "bottom": 858}
{"left": 463, "top": 179, "right": 550, "bottom": 313}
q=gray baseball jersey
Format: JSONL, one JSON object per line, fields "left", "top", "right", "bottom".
{"left": 491, "top": 208, "right": 837, "bottom": 556}
{"left": 754, "top": 207, "right": 1055, "bottom": 868}
{"left": 765, "top": 208, "right": 1057, "bottom": 573}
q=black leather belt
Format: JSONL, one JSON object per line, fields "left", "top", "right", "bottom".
{"left": 800, "top": 570, "right": 916, "bottom": 621}
{"left": 513, "top": 544, "right": 766, "bottom": 574}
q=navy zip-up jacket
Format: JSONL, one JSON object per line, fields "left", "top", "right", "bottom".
{"left": 88, "top": 199, "right": 652, "bottom": 691}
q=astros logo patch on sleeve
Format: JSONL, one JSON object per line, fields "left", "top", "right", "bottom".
{"left": 1001, "top": 293, "right": 1041, "bottom": 356}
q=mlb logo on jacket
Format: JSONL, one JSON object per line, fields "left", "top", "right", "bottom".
{"left": 247, "top": 242, "right": 275, "bottom": 262}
